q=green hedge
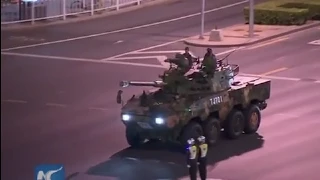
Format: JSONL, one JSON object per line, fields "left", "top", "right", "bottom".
{"left": 281, "top": 1, "right": 320, "bottom": 20}
{"left": 244, "top": 0, "right": 320, "bottom": 25}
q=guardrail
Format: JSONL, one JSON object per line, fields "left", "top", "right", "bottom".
{"left": 1, "top": 0, "right": 145, "bottom": 25}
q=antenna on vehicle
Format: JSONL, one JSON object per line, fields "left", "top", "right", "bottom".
{"left": 220, "top": 49, "right": 236, "bottom": 64}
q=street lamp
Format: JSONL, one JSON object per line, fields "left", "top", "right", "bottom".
{"left": 199, "top": 0, "right": 205, "bottom": 39}
{"left": 249, "top": 0, "right": 255, "bottom": 38}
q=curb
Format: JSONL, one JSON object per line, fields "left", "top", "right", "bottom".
{"left": 183, "top": 21, "right": 320, "bottom": 48}
{"left": 1, "top": 0, "right": 178, "bottom": 31}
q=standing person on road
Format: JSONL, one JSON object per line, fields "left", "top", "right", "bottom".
{"left": 186, "top": 138, "right": 198, "bottom": 180}
{"left": 197, "top": 136, "right": 208, "bottom": 180}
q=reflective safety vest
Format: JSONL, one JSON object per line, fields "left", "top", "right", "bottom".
{"left": 199, "top": 143, "right": 208, "bottom": 158}
{"left": 188, "top": 145, "right": 198, "bottom": 159}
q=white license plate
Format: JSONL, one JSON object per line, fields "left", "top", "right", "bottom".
{"left": 137, "top": 122, "right": 153, "bottom": 129}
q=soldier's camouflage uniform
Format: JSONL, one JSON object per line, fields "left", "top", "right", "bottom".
{"left": 202, "top": 53, "right": 217, "bottom": 76}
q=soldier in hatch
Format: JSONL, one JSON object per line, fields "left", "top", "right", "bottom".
{"left": 202, "top": 48, "right": 217, "bottom": 76}
{"left": 183, "top": 47, "right": 197, "bottom": 69}
{"left": 169, "top": 53, "right": 193, "bottom": 74}
{"left": 162, "top": 54, "right": 191, "bottom": 93}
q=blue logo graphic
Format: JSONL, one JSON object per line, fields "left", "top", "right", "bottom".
{"left": 34, "top": 164, "right": 65, "bottom": 180}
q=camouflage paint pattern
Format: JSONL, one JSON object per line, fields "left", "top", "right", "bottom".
{"left": 118, "top": 59, "right": 271, "bottom": 141}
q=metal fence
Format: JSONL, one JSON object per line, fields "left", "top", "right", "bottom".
{"left": 1, "top": 0, "right": 145, "bottom": 25}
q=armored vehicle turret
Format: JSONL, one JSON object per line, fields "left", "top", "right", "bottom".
{"left": 116, "top": 53, "right": 270, "bottom": 147}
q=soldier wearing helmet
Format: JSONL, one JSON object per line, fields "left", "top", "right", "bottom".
{"left": 186, "top": 138, "right": 198, "bottom": 180}
{"left": 202, "top": 48, "right": 217, "bottom": 76}
{"left": 197, "top": 136, "right": 208, "bottom": 180}
{"left": 183, "top": 47, "right": 197, "bottom": 69}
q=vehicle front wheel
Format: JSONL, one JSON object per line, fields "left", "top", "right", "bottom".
{"left": 244, "top": 104, "right": 261, "bottom": 134}
{"left": 224, "top": 109, "right": 245, "bottom": 139}
{"left": 180, "top": 121, "right": 203, "bottom": 146}
{"left": 203, "top": 117, "right": 221, "bottom": 146}
{"left": 125, "top": 127, "right": 143, "bottom": 147}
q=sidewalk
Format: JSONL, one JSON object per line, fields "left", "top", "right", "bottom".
{"left": 184, "top": 21, "right": 320, "bottom": 48}
{"left": 1, "top": 0, "right": 174, "bottom": 31}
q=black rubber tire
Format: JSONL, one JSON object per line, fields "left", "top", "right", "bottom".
{"left": 125, "top": 127, "right": 143, "bottom": 147}
{"left": 224, "top": 109, "right": 245, "bottom": 139}
{"left": 203, "top": 117, "right": 221, "bottom": 146}
{"left": 244, "top": 104, "right": 261, "bottom": 134}
{"left": 180, "top": 121, "right": 203, "bottom": 145}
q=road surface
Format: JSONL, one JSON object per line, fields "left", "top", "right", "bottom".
{"left": 1, "top": 0, "right": 268, "bottom": 56}
{"left": 1, "top": 0, "right": 320, "bottom": 179}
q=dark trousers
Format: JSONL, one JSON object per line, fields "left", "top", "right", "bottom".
{"left": 187, "top": 159, "right": 198, "bottom": 180}
{"left": 198, "top": 157, "right": 207, "bottom": 180}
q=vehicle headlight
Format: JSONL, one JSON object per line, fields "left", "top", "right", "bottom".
{"left": 122, "top": 114, "right": 130, "bottom": 121}
{"left": 155, "top": 117, "right": 164, "bottom": 124}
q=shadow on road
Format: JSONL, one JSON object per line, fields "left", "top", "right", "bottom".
{"left": 87, "top": 133, "right": 264, "bottom": 180}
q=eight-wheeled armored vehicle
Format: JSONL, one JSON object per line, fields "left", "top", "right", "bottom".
{"left": 116, "top": 52, "right": 271, "bottom": 147}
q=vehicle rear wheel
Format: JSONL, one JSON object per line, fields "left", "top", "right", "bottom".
{"left": 224, "top": 109, "right": 245, "bottom": 139}
{"left": 244, "top": 104, "right": 261, "bottom": 134}
{"left": 180, "top": 121, "right": 203, "bottom": 146}
{"left": 203, "top": 117, "right": 221, "bottom": 146}
{"left": 125, "top": 127, "right": 143, "bottom": 147}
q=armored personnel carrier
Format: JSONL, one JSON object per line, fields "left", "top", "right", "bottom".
{"left": 116, "top": 54, "right": 270, "bottom": 147}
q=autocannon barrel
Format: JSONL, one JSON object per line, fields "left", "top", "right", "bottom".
{"left": 120, "top": 80, "right": 164, "bottom": 88}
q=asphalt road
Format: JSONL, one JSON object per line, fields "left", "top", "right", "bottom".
{"left": 1, "top": 0, "right": 320, "bottom": 179}
{"left": 1, "top": 0, "right": 269, "bottom": 58}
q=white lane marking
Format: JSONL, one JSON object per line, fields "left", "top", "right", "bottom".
{"left": 104, "top": 47, "right": 244, "bottom": 66}
{"left": 0, "top": 0, "right": 248, "bottom": 52}
{"left": 240, "top": 73, "right": 301, "bottom": 81}
{"left": 216, "top": 47, "right": 244, "bottom": 56}
{"left": 1, "top": 52, "right": 106, "bottom": 63}
{"left": 114, "top": 40, "right": 124, "bottom": 44}
{"left": 245, "top": 37, "right": 289, "bottom": 50}
{"left": 259, "top": 67, "right": 288, "bottom": 76}
{"left": 156, "top": 55, "right": 169, "bottom": 68}
{"left": 274, "top": 56, "right": 286, "bottom": 61}
{"left": 9, "top": 36, "right": 46, "bottom": 42}
{"left": 104, "top": 60, "right": 165, "bottom": 68}
{"left": 129, "top": 50, "right": 185, "bottom": 54}
{"left": 308, "top": 39, "right": 320, "bottom": 45}
{"left": 104, "top": 48, "right": 242, "bottom": 68}
{"left": 0, "top": 51, "right": 167, "bottom": 68}
{"left": 88, "top": 107, "right": 111, "bottom": 111}
{"left": 127, "top": 49, "right": 239, "bottom": 57}
{"left": 103, "top": 39, "right": 187, "bottom": 60}
{"left": 3, "top": 51, "right": 319, "bottom": 83}
{"left": 45, "top": 103, "right": 67, "bottom": 107}
{"left": 125, "top": 157, "right": 139, "bottom": 161}
{"left": 104, "top": 55, "right": 167, "bottom": 61}
{"left": 2, "top": 99, "right": 27, "bottom": 103}
{"left": 104, "top": 55, "right": 169, "bottom": 68}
